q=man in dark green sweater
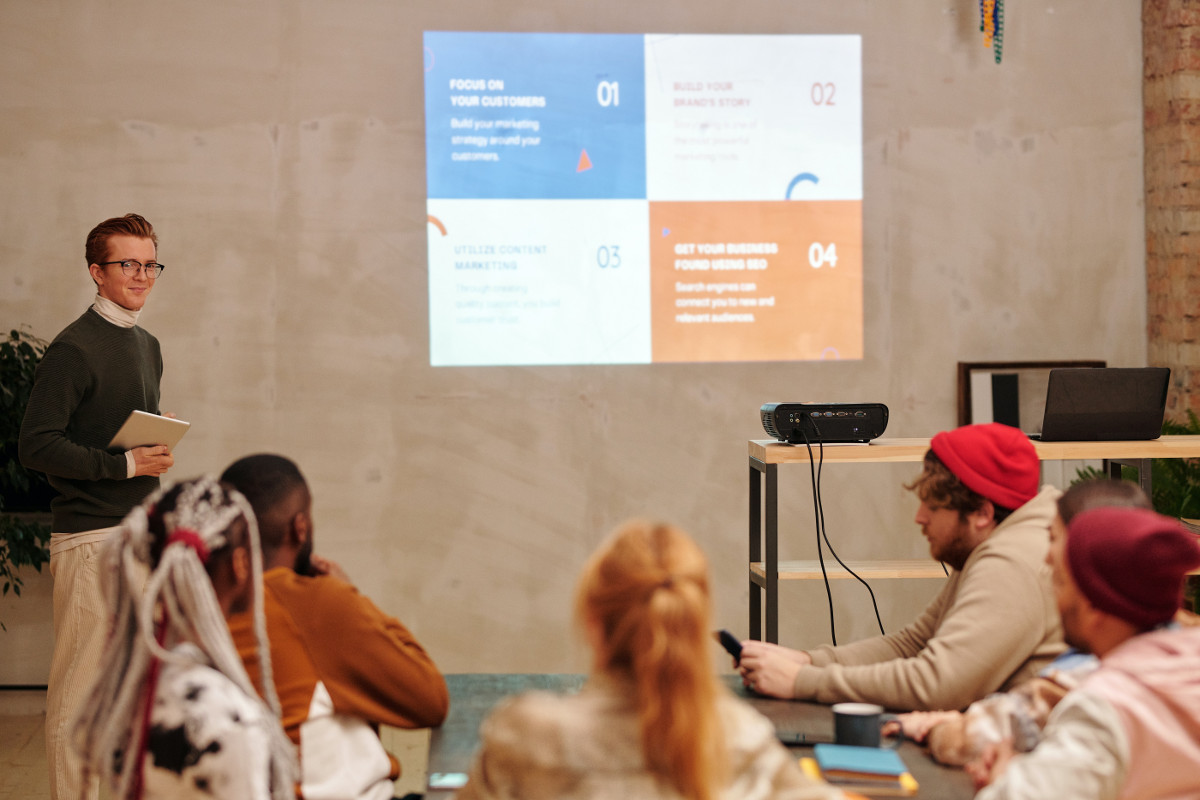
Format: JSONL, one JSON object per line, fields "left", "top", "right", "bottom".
{"left": 19, "top": 213, "right": 174, "bottom": 800}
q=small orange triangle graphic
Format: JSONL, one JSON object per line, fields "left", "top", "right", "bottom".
{"left": 577, "top": 149, "right": 592, "bottom": 172}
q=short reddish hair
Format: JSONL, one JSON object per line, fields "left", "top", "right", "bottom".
{"left": 85, "top": 213, "right": 157, "bottom": 266}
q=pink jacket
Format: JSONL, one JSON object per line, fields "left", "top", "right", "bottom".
{"left": 1084, "top": 626, "right": 1200, "bottom": 799}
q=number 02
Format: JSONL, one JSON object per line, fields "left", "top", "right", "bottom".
{"left": 810, "top": 82, "right": 836, "bottom": 106}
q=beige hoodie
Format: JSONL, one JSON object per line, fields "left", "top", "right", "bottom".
{"left": 794, "top": 486, "right": 1066, "bottom": 710}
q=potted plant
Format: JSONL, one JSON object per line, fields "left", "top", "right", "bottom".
{"left": 0, "top": 327, "right": 52, "bottom": 627}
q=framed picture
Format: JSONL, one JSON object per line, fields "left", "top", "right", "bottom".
{"left": 956, "top": 360, "right": 1106, "bottom": 432}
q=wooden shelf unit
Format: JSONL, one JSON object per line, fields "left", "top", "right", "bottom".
{"left": 750, "top": 559, "right": 948, "bottom": 581}
{"left": 748, "top": 435, "right": 1200, "bottom": 643}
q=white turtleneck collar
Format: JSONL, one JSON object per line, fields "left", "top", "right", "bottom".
{"left": 91, "top": 294, "right": 140, "bottom": 328}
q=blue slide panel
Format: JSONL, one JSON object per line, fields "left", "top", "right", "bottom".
{"left": 424, "top": 31, "right": 646, "bottom": 199}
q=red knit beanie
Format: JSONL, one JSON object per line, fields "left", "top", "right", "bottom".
{"left": 1066, "top": 506, "right": 1200, "bottom": 629}
{"left": 929, "top": 423, "right": 1040, "bottom": 510}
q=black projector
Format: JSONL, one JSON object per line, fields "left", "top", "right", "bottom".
{"left": 760, "top": 402, "right": 889, "bottom": 444}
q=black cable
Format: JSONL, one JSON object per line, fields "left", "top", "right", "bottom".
{"left": 803, "top": 420, "right": 887, "bottom": 640}
{"left": 802, "top": 421, "right": 837, "bottom": 644}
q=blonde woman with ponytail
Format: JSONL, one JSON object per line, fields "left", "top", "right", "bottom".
{"left": 457, "top": 520, "right": 841, "bottom": 800}
{"left": 73, "top": 477, "right": 298, "bottom": 800}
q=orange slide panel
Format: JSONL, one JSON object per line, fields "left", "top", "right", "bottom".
{"left": 649, "top": 201, "right": 862, "bottom": 363}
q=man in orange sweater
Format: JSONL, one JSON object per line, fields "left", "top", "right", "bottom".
{"left": 223, "top": 453, "right": 449, "bottom": 800}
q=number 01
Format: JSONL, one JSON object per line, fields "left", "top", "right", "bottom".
{"left": 597, "top": 81, "right": 620, "bottom": 107}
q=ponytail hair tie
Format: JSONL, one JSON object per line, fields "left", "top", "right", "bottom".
{"left": 166, "top": 528, "right": 210, "bottom": 564}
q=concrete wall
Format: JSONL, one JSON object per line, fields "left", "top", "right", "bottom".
{"left": 0, "top": 1, "right": 1146, "bottom": 677}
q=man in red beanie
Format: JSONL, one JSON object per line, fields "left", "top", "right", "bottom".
{"left": 739, "top": 422, "right": 1066, "bottom": 710}
{"left": 974, "top": 506, "right": 1200, "bottom": 799}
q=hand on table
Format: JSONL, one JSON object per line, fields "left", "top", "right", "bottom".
{"left": 887, "top": 710, "right": 961, "bottom": 743}
{"left": 132, "top": 445, "right": 173, "bottom": 477}
{"left": 738, "top": 640, "right": 810, "bottom": 698}
{"left": 740, "top": 639, "right": 813, "bottom": 666}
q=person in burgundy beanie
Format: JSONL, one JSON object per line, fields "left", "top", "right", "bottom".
{"left": 1065, "top": 506, "right": 1200, "bottom": 630}
{"left": 975, "top": 506, "right": 1200, "bottom": 799}
{"left": 739, "top": 422, "right": 1065, "bottom": 711}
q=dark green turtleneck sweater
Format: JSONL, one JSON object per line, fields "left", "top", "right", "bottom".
{"left": 19, "top": 307, "right": 163, "bottom": 532}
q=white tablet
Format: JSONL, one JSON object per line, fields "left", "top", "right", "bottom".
{"left": 107, "top": 410, "right": 191, "bottom": 451}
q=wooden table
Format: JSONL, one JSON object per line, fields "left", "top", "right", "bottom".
{"left": 425, "top": 673, "right": 974, "bottom": 799}
{"left": 748, "top": 435, "right": 1200, "bottom": 642}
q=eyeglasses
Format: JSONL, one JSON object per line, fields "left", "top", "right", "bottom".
{"left": 97, "top": 260, "right": 165, "bottom": 279}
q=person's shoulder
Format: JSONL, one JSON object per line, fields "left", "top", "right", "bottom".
{"left": 1100, "top": 625, "right": 1200, "bottom": 671}
{"left": 715, "top": 692, "right": 841, "bottom": 800}
{"left": 132, "top": 324, "right": 161, "bottom": 345}
{"left": 48, "top": 308, "right": 149, "bottom": 353}
{"left": 479, "top": 691, "right": 574, "bottom": 757}
{"left": 294, "top": 570, "right": 361, "bottom": 599}
{"left": 962, "top": 539, "right": 1049, "bottom": 587}
{"left": 156, "top": 645, "right": 263, "bottom": 722}
{"left": 44, "top": 309, "right": 99, "bottom": 351}
{"left": 1002, "top": 486, "right": 1061, "bottom": 530}
{"left": 148, "top": 647, "right": 272, "bottom": 796}
{"left": 493, "top": 690, "right": 571, "bottom": 721}
{"left": 715, "top": 690, "right": 777, "bottom": 748}
{"left": 263, "top": 566, "right": 332, "bottom": 597}
{"left": 973, "top": 491, "right": 1059, "bottom": 565}
{"left": 264, "top": 568, "right": 369, "bottom": 615}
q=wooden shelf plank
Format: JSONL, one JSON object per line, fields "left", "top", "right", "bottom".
{"left": 749, "top": 435, "right": 1200, "bottom": 466}
{"left": 751, "top": 559, "right": 949, "bottom": 580}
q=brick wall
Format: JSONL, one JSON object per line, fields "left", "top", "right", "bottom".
{"left": 1145, "top": 0, "right": 1200, "bottom": 420}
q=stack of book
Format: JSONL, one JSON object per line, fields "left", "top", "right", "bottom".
{"left": 799, "top": 743, "right": 918, "bottom": 797}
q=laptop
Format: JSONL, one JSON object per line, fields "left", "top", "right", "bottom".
{"left": 1032, "top": 367, "right": 1170, "bottom": 442}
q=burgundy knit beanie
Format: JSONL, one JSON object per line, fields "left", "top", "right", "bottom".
{"left": 1067, "top": 506, "right": 1200, "bottom": 629}
{"left": 929, "top": 423, "right": 1039, "bottom": 510}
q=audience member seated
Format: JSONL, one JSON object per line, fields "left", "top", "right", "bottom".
{"left": 894, "top": 477, "right": 1153, "bottom": 766}
{"left": 222, "top": 454, "right": 449, "bottom": 800}
{"left": 456, "top": 520, "right": 843, "bottom": 800}
{"left": 972, "top": 505, "right": 1200, "bottom": 798}
{"left": 73, "top": 477, "right": 297, "bottom": 800}
{"left": 739, "top": 423, "right": 1065, "bottom": 710}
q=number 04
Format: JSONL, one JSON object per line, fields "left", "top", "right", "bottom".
{"left": 808, "top": 243, "right": 838, "bottom": 268}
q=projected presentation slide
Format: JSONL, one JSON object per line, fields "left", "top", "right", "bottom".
{"left": 424, "top": 32, "right": 861, "bottom": 366}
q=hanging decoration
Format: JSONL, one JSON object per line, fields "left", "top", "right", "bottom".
{"left": 980, "top": 0, "right": 1005, "bottom": 64}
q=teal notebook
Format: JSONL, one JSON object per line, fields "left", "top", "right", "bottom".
{"left": 808, "top": 745, "right": 917, "bottom": 796}
{"left": 813, "top": 744, "right": 907, "bottom": 776}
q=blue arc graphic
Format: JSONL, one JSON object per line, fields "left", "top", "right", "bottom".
{"left": 786, "top": 172, "right": 819, "bottom": 199}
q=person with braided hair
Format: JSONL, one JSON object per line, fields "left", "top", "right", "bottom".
{"left": 73, "top": 476, "right": 298, "bottom": 800}
{"left": 456, "top": 520, "right": 841, "bottom": 800}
